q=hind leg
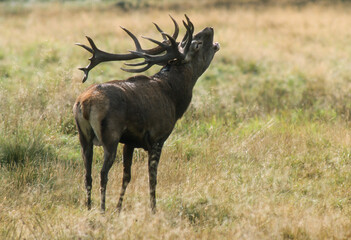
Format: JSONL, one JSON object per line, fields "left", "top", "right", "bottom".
{"left": 100, "top": 140, "right": 119, "bottom": 212}
{"left": 77, "top": 125, "right": 94, "bottom": 210}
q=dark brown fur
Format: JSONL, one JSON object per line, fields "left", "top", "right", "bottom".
{"left": 74, "top": 26, "right": 219, "bottom": 213}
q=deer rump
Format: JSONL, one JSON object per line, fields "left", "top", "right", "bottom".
{"left": 74, "top": 75, "right": 176, "bottom": 151}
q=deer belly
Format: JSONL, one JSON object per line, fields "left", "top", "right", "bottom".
{"left": 119, "top": 129, "right": 148, "bottom": 150}
{"left": 93, "top": 137, "right": 102, "bottom": 146}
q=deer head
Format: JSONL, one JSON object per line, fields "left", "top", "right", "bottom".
{"left": 185, "top": 27, "right": 220, "bottom": 78}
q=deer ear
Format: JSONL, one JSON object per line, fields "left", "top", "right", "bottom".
{"left": 183, "top": 40, "right": 203, "bottom": 63}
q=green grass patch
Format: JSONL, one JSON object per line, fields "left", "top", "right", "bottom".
{"left": 0, "top": 128, "right": 56, "bottom": 168}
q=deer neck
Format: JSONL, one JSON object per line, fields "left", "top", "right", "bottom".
{"left": 155, "top": 64, "right": 198, "bottom": 119}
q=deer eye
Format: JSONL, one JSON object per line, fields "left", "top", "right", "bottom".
{"left": 195, "top": 41, "right": 203, "bottom": 49}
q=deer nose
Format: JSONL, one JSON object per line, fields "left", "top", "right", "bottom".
{"left": 203, "top": 27, "right": 214, "bottom": 35}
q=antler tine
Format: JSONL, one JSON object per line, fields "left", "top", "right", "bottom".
{"left": 181, "top": 17, "right": 193, "bottom": 56}
{"left": 78, "top": 67, "right": 90, "bottom": 83}
{"left": 75, "top": 36, "right": 103, "bottom": 82}
{"left": 169, "top": 15, "right": 179, "bottom": 40}
{"left": 124, "top": 61, "right": 148, "bottom": 67}
{"left": 161, "top": 32, "right": 179, "bottom": 51}
{"left": 86, "top": 36, "right": 99, "bottom": 51}
{"left": 152, "top": 15, "right": 179, "bottom": 40}
{"left": 151, "top": 15, "right": 180, "bottom": 45}
{"left": 142, "top": 35, "right": 168, "bottom": 48}
{"left": 153, "top": 23, "right": 168, "bottom": 41}
{"left": 121, "top": 63, "right": 153, "bottom": 73}
{"left": 75, "top": 43, "right": 93, "bottom": 54}
{"left": 184, "top": 14, "right": 194, "bottom": 34}
{"left": 75, "top": 36, "right": 98, "bottom": 53}
{"left": 180, "top": 14, "right": 194, "bottom": 48}
{"left": 143, "top": 15, "right": 179, "bottom": 55}
{"left": 120, "top": 26, "right": 143, "bottom": 52}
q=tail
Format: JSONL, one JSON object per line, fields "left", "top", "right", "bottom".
{"left": 73, "top": 100, "right": 103, "bottom": 146}
{"left": 73, "top": 101, "right": 94, "bottom": 142}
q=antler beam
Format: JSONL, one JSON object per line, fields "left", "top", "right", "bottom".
{"left": 76, "top": 15, "right": 181, "bottom": 82}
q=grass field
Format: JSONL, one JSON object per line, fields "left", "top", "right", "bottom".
{"left": 1, "top": 1, "right": 351, "bottom": 239}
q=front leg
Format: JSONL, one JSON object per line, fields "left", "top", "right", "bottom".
{"left": 117, "top": 144, "right": 134, "bottom": 212}
{"left": 148, "top": 142, "right": 164, "bottom": 213}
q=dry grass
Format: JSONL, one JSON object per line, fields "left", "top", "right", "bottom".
{"left": 1, "top": 2, "right": 351, "bottom": 239}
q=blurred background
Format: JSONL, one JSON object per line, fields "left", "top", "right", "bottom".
{"left": 1, "top": 0, "right": 351, "bottom": 239}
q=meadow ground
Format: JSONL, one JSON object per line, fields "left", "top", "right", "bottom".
{"left": 1, "top": 1, "right": 351, "bottom": 239}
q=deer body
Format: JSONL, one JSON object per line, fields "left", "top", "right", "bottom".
{"left": 74, "top": 16, "right": 219, "bottom": 212}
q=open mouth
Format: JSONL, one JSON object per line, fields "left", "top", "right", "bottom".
{"left": 213, "top": 42, "right": 220, "bottom": 52}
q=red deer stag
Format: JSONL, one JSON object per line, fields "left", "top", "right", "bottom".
{"left": 73, "top": 15, "right": 220, "bottom": 213}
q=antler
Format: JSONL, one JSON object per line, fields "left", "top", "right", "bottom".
{"left": 76, "top": 15, "right": 193, "bottom": 82}
{"left": 123, "top": 15, "right": 195, "bottom": 73}
{"left": 180, "top": 14, "right": 194, "bottom": 54}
